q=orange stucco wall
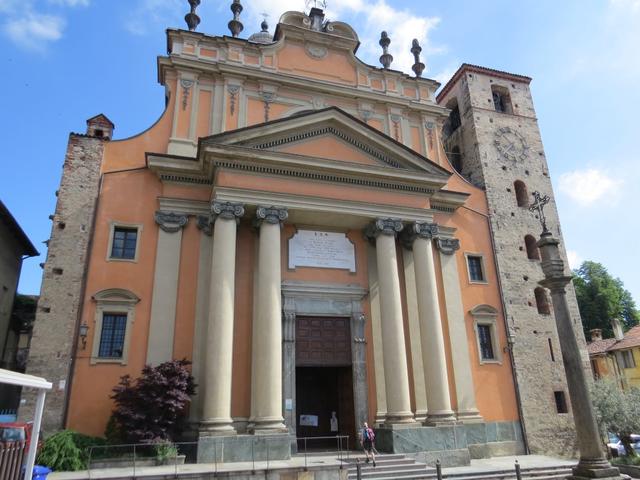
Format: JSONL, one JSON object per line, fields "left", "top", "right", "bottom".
{"left": 66, "top": 28, "right": 520, "bottom": 437}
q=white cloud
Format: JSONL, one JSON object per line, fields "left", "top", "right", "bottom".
{"left": 558, "top": 168, "right": 622, "bottom": 207}
{"left": 240, "top": 0, "right": 444, "bottom": 74}
{"left": 3, "top": 12, "right": 64, "bottom": 50}
{"left": 566, "top": 250, "right": 582, "bottom": 270}
{"left": 124, "top": 0, "right": 182, "bottom": 35}
{"left": 609, "top": 0, "right": 640, "bottom": 11}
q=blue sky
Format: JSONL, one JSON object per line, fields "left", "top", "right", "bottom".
{"left": 1, "top": 0, "right": 639, "bottom": 304}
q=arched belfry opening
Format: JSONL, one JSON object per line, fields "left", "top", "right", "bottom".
{"left": 524, "top": 235, "right": 540, "bottom": 260}
{"left": 515, "top": 180, "right": 529, "bottom": 207}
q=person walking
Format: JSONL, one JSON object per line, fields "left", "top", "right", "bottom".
{"left": 360, "top": 422, "right": 376, "bottom": 467}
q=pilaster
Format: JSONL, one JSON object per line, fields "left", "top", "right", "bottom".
{"left": 146, "top": 211, "right": 189, "bottom": 365}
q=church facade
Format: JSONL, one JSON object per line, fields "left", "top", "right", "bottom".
{"left": 22, "top": 4, "right": 586, "bottom": 460}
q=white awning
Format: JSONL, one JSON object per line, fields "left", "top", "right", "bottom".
{"left": 0, "top": 369, "right": 52, "bottom": 390}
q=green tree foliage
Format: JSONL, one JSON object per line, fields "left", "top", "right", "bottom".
{"left": 591, "top": 379, "right": 640, "bottom": 456}
{"left": 108, "top": 359, "right": 196, "bottom": 444}
{"left": 573, "top": 261, "right": 639, "bottom": 338}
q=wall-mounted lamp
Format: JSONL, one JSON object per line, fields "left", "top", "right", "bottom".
{"left": 79, "top": 323, "right": 89, "bottom": 350}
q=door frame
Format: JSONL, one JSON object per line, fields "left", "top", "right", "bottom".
{"left": 282, "top": 280, "right": 369, "bottom": 441}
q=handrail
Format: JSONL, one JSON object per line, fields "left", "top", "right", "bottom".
{"left": 85, "top": 434, "right": 351, "bottom": 477}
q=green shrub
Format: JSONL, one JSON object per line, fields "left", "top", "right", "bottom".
{"left": 36, "top": 430, "right": 107, "bottom": 471}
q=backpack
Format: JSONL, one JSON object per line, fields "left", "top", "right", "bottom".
{"left": 364, "top": 427, "right": 375, "bottom": 441}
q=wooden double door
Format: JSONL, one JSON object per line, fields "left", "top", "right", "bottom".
{"left": 295, "top": 316, "right": 356, "bottom": 449}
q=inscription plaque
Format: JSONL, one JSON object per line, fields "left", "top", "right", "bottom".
{"left": 288, "top": 230, "right": 356, "bottom": 272}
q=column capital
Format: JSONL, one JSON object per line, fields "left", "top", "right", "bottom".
{"left": 155, "top": 211, "right": 188, "bottom": 233}
{"left": 196, "top": 215, "right": 212, "bottom": 236}
{"left": 255, "top": 205, "right": 288, "bottom": 227}
{"left": 364, "top": 218, "right": 404, "bottom": 242}
{"left": 436, "top": 237, "right": 460, "bottom": 255}
{"left": 212, "top": 201, "right": 245, "bottom": 223}
{"left": 401, "top": 222, "right": 438, "bottom": 248}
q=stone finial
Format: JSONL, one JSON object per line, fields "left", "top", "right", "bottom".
{"left": 411, "top": 39, "right": 425, "bottom": 78}
{"left": 228, "top": 0, "right": 244, "bottom": 38}
{"left": 379, "top": 31, "right": 393, "bottom": 69}
{"left": 184, "top": 0, "right": 201, "bottom": 31}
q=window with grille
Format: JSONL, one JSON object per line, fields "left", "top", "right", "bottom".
{"left": 467, "top": 255, "right": 486, "bottom": 282}
{"left": 111, "top": 227, "right": 138, "bottom": 260}
{"left": 477, "top": 324, "right": 495, "bottom": 360}
{"left": 98, "top": 313, "right": 127, "bottom": 358}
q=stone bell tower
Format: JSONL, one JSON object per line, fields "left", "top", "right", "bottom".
{"left": 437, "top": 64, "right": 587, "bottom": 455}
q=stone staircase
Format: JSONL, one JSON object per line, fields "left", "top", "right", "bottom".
{"left": 344, "top": 454, "right": 574, "bottom": 480}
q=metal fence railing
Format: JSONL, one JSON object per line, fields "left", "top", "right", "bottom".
{"left": 86, "top": 435, "right": 350, "bottom": 478}
{"left": 0, "top": 441, "right": 26, "bottom": 480}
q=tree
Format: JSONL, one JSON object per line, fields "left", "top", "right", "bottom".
{"left": 108, "top": 359, "right": 196, "bottom": 444}
{"left": 591, "top": 379, "right": 640, "bottom": 456}
{"left": 573, "top": 261, "right": 639, "bottom": 338}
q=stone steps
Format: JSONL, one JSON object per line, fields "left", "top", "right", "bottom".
{"left": 345, "top": 454, "right": 573, "bottom": 480}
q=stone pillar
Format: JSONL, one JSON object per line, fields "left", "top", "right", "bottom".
{"left": 365, "top": 219, "right": 415, "bottom": 425}
{"left": 404, "top": 223, "right": 456, "bottom": 425}
{"left": 367, "top": 243, "right": 388, "bottom": 425}
{"left": 401, "top": 248, "right": 429, "bottom": 423}
{"left": 436, "top": 237, "right": 483, "bottom": 423}
{"left": 250, "top": 206, "right": 288, "bottom": 433}
{"left": 200, "top": 202, "right": 244, "bottom": 434}
{"left": 282, "top": 304, "right": 296, "bottom": 435}
{"left": 538, "top": 231, "right": 621, "bottom": 480}
{"left": 146, "top": 211, "right": 188, "bottom": 365}
{"left": 351, "top": 311, "right": 370, "bottom": 432}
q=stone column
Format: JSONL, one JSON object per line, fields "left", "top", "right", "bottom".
{"left": 365, "top": 218, "right": 415, "bottom": 425}
{"left": 250, "top": 206, "right": 288, "bottom": 433}
{"left": 146, "top": 211, "right": 188, "bottom": 365}
{"left": 537, "top": 231, "right": 621, "bottom": 480}
{"left": 404, "top": 223, "right": 456, "bottom": 425}
{"left": 436, "top": 237, "right": 483, "bottom": 423}
{"left": 200, "top": 201, "right": 244, "bottom": 434}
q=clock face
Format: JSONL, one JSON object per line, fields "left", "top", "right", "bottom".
{"left": 494, "top": 127, "right": 528, "bottom": 160}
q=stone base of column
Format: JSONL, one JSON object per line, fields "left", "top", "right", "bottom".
{"left": 569, "top": 458, "right": 622, "bottom": 479}
{"left": 455, "top": 409, "right": 484, "bottom": 424}
{"left": 248, "top": 416, "right": 288, "bottom": 434}
{"left": 199, "top": 418, "right": 236, "bottom": 435}
{"left": 425, "top": 410, "right": 457, "bottom": 426}
{"left": 375, "top": 412, "right": 387, "bottom": 426}
{"left": 414, "top": 409, "right": 428, "bottom": 424}
{"left": 384, "top": 411, "right": 417, "bottom": 426}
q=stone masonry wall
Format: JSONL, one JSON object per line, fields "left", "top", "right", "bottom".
{"left": 440, "top": 69, "right": 586, "bottom": 457}
{"left": 20, "top": 134, "right": 105, "bottom": 431}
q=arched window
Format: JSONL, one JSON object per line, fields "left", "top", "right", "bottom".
{"left": 535, "top": 287, "right": 551, "bottom": 315}
{"left": 450, "top": 146, "right": 463, "bottom": 174}
{"left": 443, "top": 98, "right": 461, "bottom": 137}
{"left": 514, "top": 180, "right": 529, "bottom": 207}
{"left": 524, "top": 234, "right": 540, "bottom": 260}
{"left": 492, "top": 85, "right": 513, "bottom": 114}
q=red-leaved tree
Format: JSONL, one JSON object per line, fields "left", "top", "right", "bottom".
{"left": 108, "top": 359, "right": 196, "bottom": 443}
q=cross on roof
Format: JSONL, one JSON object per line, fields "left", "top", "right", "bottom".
{"left": 306, "top": 0, "right": 327, "bottom": 9}
{"left": 529, "top": 191, "right": 551, "bottom": 234}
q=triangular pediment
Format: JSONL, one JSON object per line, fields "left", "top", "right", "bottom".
{"left": 146, "top": 107, "right": 470, "bottom": 209}
{"left": 200, "top": 107, "right": 451, "bottom": 177}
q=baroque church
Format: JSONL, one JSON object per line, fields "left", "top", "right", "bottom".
{"left": 22, "top": 1, "right": 587, "bottom": 463}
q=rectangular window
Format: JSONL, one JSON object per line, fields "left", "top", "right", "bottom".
{"left": 111, "top": 227, "right": 138, "bottom": 260}
{"left": 467, "top": 255, "right": 486, "bottom": 282}
{"left": 98, "top": 313, "right": 127, "bottom": 358}
{"left": 477, "top": 324, "right": 495, "bottom": 360}
{"left": 621, "top": 350, "right": 636, "bottom": 369}
{"left": 554, "top": 391, "right": 568, "bottom": 414}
